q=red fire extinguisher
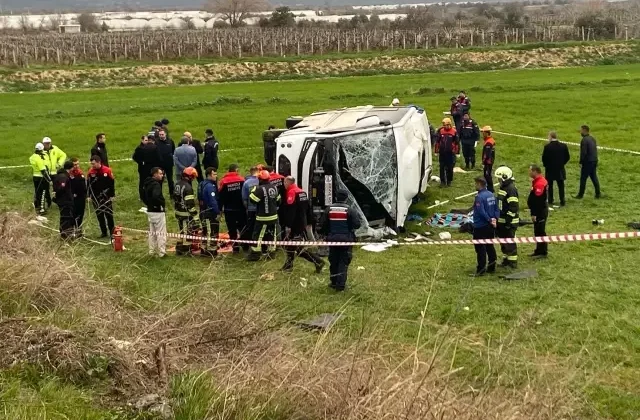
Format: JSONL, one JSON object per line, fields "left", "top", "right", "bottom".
{"left": 112, "top": 226, "right": 124, "bottom": 252}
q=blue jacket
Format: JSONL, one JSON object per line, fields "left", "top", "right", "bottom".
{"left": 198, "top": 179, "right": 220, "bottom": 216}
{"left": 473, "top": 188, "right": 499, "bottom": 228}
{"left": 242, "top": 175, "right": 259, "bottom": 212}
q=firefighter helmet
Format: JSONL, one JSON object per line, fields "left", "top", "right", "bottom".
{"left": 182, "top": 167, "right": 198, "bottom": 179}
{"left": 481, "top": 126, "right": 493, "bottom": 132}
{"left": 442, "top": 117, "right": 452, "bottom": 126}
{"left": 494, "top": 166, "right": 514, "bottom": 181}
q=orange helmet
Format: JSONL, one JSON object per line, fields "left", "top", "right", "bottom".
{"left": 183, "top": 167, "right": 198, "bottom": 179}
{"left": 258, "top": 170, "right": 270, "bottom": 181}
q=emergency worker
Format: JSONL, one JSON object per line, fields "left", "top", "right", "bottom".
{"left": 481, "top": 126, "right": 496, "bottom": 193}
{"left": 495, "top": 166, "right": 519, "bottom": 268}
{"left": 174, "top": 167, "right": 200, "bottom": 255}
{"left": 91, "top": 133, "right": 108, "bottom": 167}
{"left": 42, "top": 137, "right": 66, "bottom": 207}
{"left": 218, "top": 164, "right": 246, "bottom": 253}
{"left": 434, "top": 118, "right": 460, "bottom": 187}
{"left": 202, "top": 128, "right": 219, "bottom": 171}
{"left": 69, "top": 158, "right": 87, "bottom": 235}
{"left": 52, "top": 161, "right": 75, "bottom": 239}
{"left": 322, "top": 189, "right": 361, "bottom": 292}
{"left": 459, "top": 113, "right": 480, "bottom": 169}
{"left": 242, "top": 166, "right": 260, "bottom": 249}
{"left": 87, "top": 155, "right": 115, "bottom": 239}
{"left": 247, "top": 170, "right": 280, "bottom": 261}
{"left": 281, "top": 176, "right": 325, "bottom": 273}
{"left": 527, "top": 165, "right": 549, "bottom": 258}
{"left": 472, "top": 177, "right": 499, "bottom": 276}
{"left": 267, "top": 167, "right": 286, "bottom": 238}
{"left": 198, "top": 167, "right": 220, "bottom": 256}
{"left": 29, "top": 142, "right": 51, "bottom": 215}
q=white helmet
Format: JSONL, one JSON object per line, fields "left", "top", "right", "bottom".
{"left": 494, "top": 166, "right": 514, "bottom": 182}
{"left": 42, "top": 137, "right": 52, "bottom": 144}
{"left": 391, "top": 98, "right": 400, "bottom": 106}
{"left": 35, "top": 142, "right": 44, "bottom": 151}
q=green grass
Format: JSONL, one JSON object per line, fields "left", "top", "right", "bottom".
{"left": 1, "top": 63, "right": 640, "bottom": 418}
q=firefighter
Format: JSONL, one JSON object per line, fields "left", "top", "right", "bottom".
{"left": 174, "top": 167, "right": 200, "bottom": 255}
{"left": 42, "top": 137, "right": 66, "bottom": 208}
{"left": 52, "top": 161, "right": 76, "bottom": 239}
{"left": 242, "top": 166, "right": 260, "bottom": 250}
{"left": 472, "top": 176, "right": 499, "bottom": 276}
{"left": 495, "top": 166, "right": 519, "bottom": 268}
{"left": 247, "top": 170, "right": 280, "bottom": 262}
{"left": 527, "top": 164, "right": 549, "bottom": 258}
{"left": 281, "top": 176, "right": 325, "bottom": 273}
{"left": 87, "top": 155, "right": 115, "bottom": 239}
{"left": 198, "top": 167, "right": 220, "bottom": 257}
{"left": 459, "top": 113, "right": 480, "bottom": 170}
{"left": 218, "top": 164, "right": 246, "bottom": 253}
{"left": 322, "top": 189, "right": 361, "bottom": 292}
{"left": 434, "top": 117, "right": 460, "bottom": 187}
{"left": 69, "top": 158, "right": 87, "bottom": 236}
{"left": 481, "top": 126, "right": 496, "bottom": 193}
{"left": 29, "top": 142, "right": 52, "bottom": 215}
{"left": 267, "top": 167, "right": 286, "bottom": 238}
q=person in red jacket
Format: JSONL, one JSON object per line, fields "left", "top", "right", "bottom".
{"left": 434, "top": 117, "right": 460, "bottom": 187}
{"left": 481, "top": 126, "right": 496, "bottom": 193}
{"left": 218, "top": 163, "right": 246, "bottom": 253}
{"left": 87, "top": 155, "right": 115, "bottom": 239}
{"left": 527, "top": 164, "right": 549, "bottom": 258}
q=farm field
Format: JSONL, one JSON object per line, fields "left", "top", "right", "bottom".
{"left": 1, "top": 63, "right": 640, "bottom": 419}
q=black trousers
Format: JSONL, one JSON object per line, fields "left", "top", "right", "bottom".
{"left": 73, "top": 199, "right": 86, "bottom": 232}
{"left": 59, "top": 204, "right": 75, "bottom": 239}
{"left": 497, "top": 224, "right": 518, "bottom": 265}
{"left": 242, "top": 211, "right": 257, "bottom": 251}
{"left": 163, "top": 166, "right": 175, "bottom": 198}
{"left": 33, "top": 177, "right": 49, "bottom": 213}
{"left": 225, "top": 210, "right": 247, "bottom": 251}
{"left": 462, "top": 143, "right": 476, "bottom": 168}
{"left": 547, "top": 178, "right": 565, "bottom": 205}
{"left": 284, "top": 232, "right": 323, "bottom": 269}
{"left": 578, "top": 162, "right": 601, "bottom": 198}
{"left": 247, "top": 220, "right": 277, "bottom": 260}
{"left": 484, "top": 164, "right": 493, "bottom": 193}
{"left": 533, "top": 218, "right": 548, "bottom": 256}
{"left": 93, "top": 199, "right": 115, "bottom": 237}
{"left": 329, "top": 246, "right": 353, "bottom": 291}
{"left": 138, "top": 174, "right": 146, "bottom": 202}
{"left": 439, "top": 156, "right": 454, "bottom": 186}
{"left": 473, "top": 225, "right": 497, "bottom": 273}
{"left": 201, "top": 211, "right": 220, "bottom": 250}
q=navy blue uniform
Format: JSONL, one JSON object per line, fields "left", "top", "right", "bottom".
{"left": 473, "top": 188, "right": 499, "bottom": 274}
{"left": 322, "top": 197, "right": 361, "bottom": 291}
{"left": 198, "top": 179, "right": 220, "bottom": 254}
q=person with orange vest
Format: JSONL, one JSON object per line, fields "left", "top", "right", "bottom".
{"left": 218, "top": 163, "right": 246, "bottom": 253}
{"left": 481, "top": 126, "right": 496, "bottom": 193}
{"left": 527, "top": 164, "right": 549, "bottom": 258}
{"left": 281, "top": 176, "right": 325, "bottom": 273}
{"left": 434, "top": 117, "right": 460, "bottom": 187}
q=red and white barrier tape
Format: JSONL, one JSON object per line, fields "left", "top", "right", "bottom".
{"left": 494, "top": 131, "right": 640, "bottom": 156}
{"left": 120, "top": 226, "right": 640, "bottom": 247}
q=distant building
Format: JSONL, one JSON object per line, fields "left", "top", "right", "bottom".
{"left": 59, "top": 24, "right": 81, "bottom": 33}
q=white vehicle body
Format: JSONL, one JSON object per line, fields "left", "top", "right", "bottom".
{"left": 271, "top": 105, "right": 432, "bottom": 236}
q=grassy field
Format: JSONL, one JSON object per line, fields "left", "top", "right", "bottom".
{"left": 1, "top": 63, "right": 640, "bottom": 419}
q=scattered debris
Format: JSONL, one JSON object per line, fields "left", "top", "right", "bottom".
{"left": 439, "top": 232, "right": 452, "bottom": 240}
{"left": 430, "top": 176, "right": 441, "bottom": 184}
{"left": 463, "top": 306, "right": 470, "bottom": 311}
{"left": 453, "top": 167, "right": 467, "bottom": 173}
{"left": 406, "top": 214, "right": 424, "bottom": 222}
{"left": 108, "top": 337, "right": 133, "bottom": 351}
{"left": 362, "top": 243, "right": 392, "bottom": 252}
{"left": 357, "top": 266, "right": 365, "bottom": 271}
{"left": 627, "top": 222, "right": 640, "bottom": 230}
{"left": 299, "top": 278, "right": 308, "bottom": 288}
{"left": 592, "top": 219, "right": 605, "bottom": 226}
{"left": 297, "top": 313, "right": 342, "bottom": 331}
{"left": 500, "top": 269, "right": 538, "bottom": 281}
{"left": 260, "top": 273, "right": 275, "bottom": 281}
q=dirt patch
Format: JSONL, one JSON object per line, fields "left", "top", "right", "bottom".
{"left": 1, "top": 43, "right": 634, "bottom": 92}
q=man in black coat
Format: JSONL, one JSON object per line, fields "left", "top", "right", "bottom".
{"left": 541, "top": 131, "right": 570, "bottom": 206}
{"left": 52, "top": 161, "right": 76, "bottom": 239}
{"left": 575, "top": 125, "right": 601, "bottom": 199}
{"left": 154, "top": 129, "right": 176, "bottom": 196}
{"left": 90, "top": 133, "right": 109, "bottom": 167}
{"left": 133, "top": 135, "right": 162, "bottom": 202}
{"left": 202, "top": 128, "right": 219, "bottom": 171}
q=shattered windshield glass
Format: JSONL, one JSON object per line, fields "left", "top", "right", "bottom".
{"left": 333, "top": 128, "right": 398, "bottom": 233}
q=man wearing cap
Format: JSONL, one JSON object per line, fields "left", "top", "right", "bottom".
{"left": 472, "top": 176, "right": 499, "bottom": 276}
{"left": 459, "top": 113, "right": 480, "bottom": 170}
{"left": 481, "top": 126, "right": 496, "bottom": 192}
{"left": 202, "top": 129, "right": 219, "bottom": 171}
{"left": 87, "top": 155, "right": 116, "bottom": 239}
{"left": 173, "top": 137, "right": 197, "bottom": 181}
{"left": 155, "top": 129, "right": 176, "bottom": 196}
{"left": 29, "top": 142, "right": 52, "bottom": 215}
{"left": 52, "top": 160, "right": 76, "bottom": 239}
{"left": 218, "top": 164, "right": 246, "bottom": 253}
{"left": 247, "top": 170, "right": 280, "bottom": 261}
{"left": 184, "top": 131, "right": 204, "bottom": 183}
{"left": 322, "top": 189, "right": 361, "bottom": 291}
{"left": 434, "top": 118, "right": 460, "bottom": 187}
{"left": 90, "top": 133, "right": 109, "bottom": 167}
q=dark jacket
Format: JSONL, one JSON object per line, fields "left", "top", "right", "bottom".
{"left": 580, "top": 134, "right": 598, "bottom": 164}
{"left": 527, "top": 175, "right": 549, "bottom": 219}
{"left": 459, "top": 119, "right": 480, "bottom": 146}
{"left": 249, "top": 180, "right": 280, "bottom": 222}
{"left": 497, "top": 179, "right": 519, "bottom": 228}
{"left": 143, "top": 177, "right": 165, "bottom": 213}
{"left": 133, "top": 142, "right": 162, "bottom": 178}
{"left": 322, "top": 200, "right": 361, "bottom": 242}
{"left": 174, "top": 178, "right": 198, "bottom": 219}
{"left": 542, "top": 140, "right": 570, "bottom": 180}
{"left": 218, "top": 172, "right": 245, "bottom": 212}
{"left": 282, "top": 184, "right": 313, "bottom": 235}
{"left": 87, "top": 165, "right": 115, "bottom": 202}
{"left": 473, "top": 188, "right": 499, "bottom": 229}
{"left": 482, "top": 137, "right": 496, "bottom": 166}
{"left": 90, "top": 142, "right": 109, "bottom": 167}
{"left": 192, "top": 139, "right": 204, "bottom": 177}
{"left": 155, "top": 137, "right": 176, "bottom": 169}
{"left": 198, "top": 179, "right": 220, "bottom": 216}
{"left": 69, "top": 167, "right": 87, "bottom": 202}
{"left": 53, "top": 169, "right": 73, "bottom": 207}
{"left": 202, "top": 136, "right": 219, "bottom": 170}
{"left": 434, "top": 127, "right": 460, "bottom": 158}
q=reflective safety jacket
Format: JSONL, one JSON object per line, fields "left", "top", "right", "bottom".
{"left": 249, "top": 181, "right": 280, "bottom": 222}
{"left": 482, "top": 137, "right": 496, "bottom": 166}
{"left": 45, "top": 146, "right": 67, "bottom": 172}
{"left": 322, "top": 201, "right": 361, "bottom": 242}
{"left": 497, "top": 179, "right": 519, "bottom": 228}
{"left": 29, "top": 152, "right": 51, "bottom": 180}
{"left": 174, "top": 179, "right": 199, "bottom": 219}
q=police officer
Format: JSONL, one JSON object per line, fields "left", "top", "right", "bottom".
{"left": 69, "top": 158, "right": 87, "bottom": 235}
{"left": 87, "top": 155, "right": 115, "bottom": 239}
{"left": 29, "top": 142, "right": 52, "bottom": 215}
{"left": 495, "top": 166, "right": 520, "bottom": 268}
{"left": 281, "top": 176, "right": 325, "bottom": 273}
{"left": 322, "top": 189, "right": 361, "bottom": 292}
{"left": 472, "top": 176, "right": 499, "bottom": 276}
{"left": 481, "top": 126, "right": 496, "bottom": 193}
{"left": 247, "top": 170, "right": 280, "bottom": 261}
{"left": 459, "top": 113, "right": 480, "bottom": 170}
{"left": 52, "top": 161, "right": 75, "bottom": 239}
{"left": 42, "top": 137, "right": 66, "bottom": 209}
{"left": 218, "top": 164, "right": 246, "bottom": 253}
{"left": 202, "top": 128, "right": 219, "bottom": 171}
{"left": 527, "top": 164, "right": 549, "bottom": 258}
{"left": 198, "top": 167, "right": 220, "bottom": 257}
{"left": 174, "top": 167, "right": 200, "bottom": 255}
{"left": 434, "top": 117, "right": 460, "bottom": 187}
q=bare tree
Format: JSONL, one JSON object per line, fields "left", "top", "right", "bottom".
{"left": 205, "top": 0, "right": 269, "bottom": 27}
{"left": 19, "top": 15, "right": 33, "bottom": 33}
{"left": 48, "top": 14, "right": 64, "bottom": 32}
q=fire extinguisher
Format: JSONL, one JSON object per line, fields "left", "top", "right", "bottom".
{"left": 112, "top": 226, "right": 124, "bottom": 252}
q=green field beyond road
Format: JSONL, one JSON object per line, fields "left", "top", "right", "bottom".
{"left": 1, "top": 64, "right": 640, "bottom": 419}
